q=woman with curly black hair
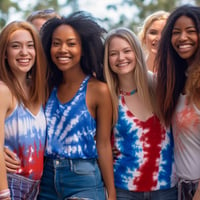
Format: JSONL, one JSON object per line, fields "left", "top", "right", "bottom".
{"left": 37, "top": 11, "right": 116, "bottom": 200}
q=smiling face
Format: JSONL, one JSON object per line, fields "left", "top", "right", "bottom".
{"left": 171, "top": 15, "right": 198, "bottom": 64}
{"left": 145, "top": 19, "right": 167, "bottom": 55}
{"left": 6, "top": 29, "right": 35, "bottom": 77}
{"left": 50, "top": 24, "right": 82, "bottom": 73}
{"left": 108, "top": 36, "right": 136, "bottom": 76}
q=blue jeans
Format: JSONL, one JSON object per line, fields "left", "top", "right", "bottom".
{"left": 116, "top": 186, "right": 178, "bottom": 200}
{"left": 37, "top": 157, "right": 106, "bottom": 200}
{"left": 7, "top": 173, "right": 40, "bottom": 200}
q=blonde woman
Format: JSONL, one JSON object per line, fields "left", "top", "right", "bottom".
{"left": 104, "top": 27, "right": 177, "bottom": 200}
{"left": 138, "top": 11, "right": 169, "bottom": 72}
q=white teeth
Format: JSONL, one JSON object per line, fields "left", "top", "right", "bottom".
{"left": 179, "top": 44, "right": 191, "bottom": 49}
{"left": 117, "top": 63, "right": 128, "bottom": 67}
{"left": 18, "top": 59, "right": 29, "bottom": 63}
{"left": 58, "top": 57, "right": 70, "bottom": 61}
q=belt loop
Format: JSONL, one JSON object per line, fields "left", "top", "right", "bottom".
{"left": 70, "top": 159, "right": 73, "bottom": 171}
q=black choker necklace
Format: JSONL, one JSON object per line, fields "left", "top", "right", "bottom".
{"left": 119, "top": 88, "right": 137, "bottom": 96}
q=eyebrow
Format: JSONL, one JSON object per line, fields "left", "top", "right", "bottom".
{"left": 9, "top": 40, "right": 34, "bottom": 44}
{"left": 109, "top": 47, "right": 132, "bottom": 51}
{"left": 52, "top": 37, "right": 77, "bottom": 40}
{"left": 173, "top": 25, "right": 196, "bottom": 29}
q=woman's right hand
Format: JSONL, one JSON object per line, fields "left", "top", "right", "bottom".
{"left": 4, "top": 147, "right": 20, "bottom": 173}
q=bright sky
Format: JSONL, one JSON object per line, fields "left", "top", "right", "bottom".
{"left": 8, "top": 0, "right": 196, "bottom": 27}
{"left": 8, "top": 0, "right": 136, "bottom": 28}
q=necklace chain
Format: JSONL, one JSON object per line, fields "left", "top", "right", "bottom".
{"left": 119, "top": 88, "right": 137, "bottom": 96}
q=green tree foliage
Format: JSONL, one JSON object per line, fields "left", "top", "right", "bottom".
{"left": 24, "top": 0, "right": 60, "bottom": 20}
{"left": 0, "top": 0, "right": 197, "bottom": 31}
{"left": 110, "top": 0, "right": 193, "bottom": 31}
{"left": 195, "top": 0, "right": 200, "bottom": 5}
{"left": 0, "top": 0, "right": 19, "bottom": 29}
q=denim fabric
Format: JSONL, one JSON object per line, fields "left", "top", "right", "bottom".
{"left": 116, "top": 186, "right": 177, "bottom": 200}
{"left": 178, "top": 180, "right": 199, "bottom": 200}
{"left": 7, "top": 173, "right": 40, "bottom": 200}
{"left": 37, "top": 157, "right": 106, "bottom": 200}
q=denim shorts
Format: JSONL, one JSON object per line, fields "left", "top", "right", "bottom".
{"left": 116, "top": 186, "right": 178, "bottom": 200}
{"left": 7, "top": 173, "right": 40, "bottom": 200}
{"left": 37, "top": 157, "right": 106, "bottom": 200}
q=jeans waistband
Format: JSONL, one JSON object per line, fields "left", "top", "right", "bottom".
{"left": 44, "top": 157, "right": 97, "bottom": 168}
{"left": 178, "top": 178, "right": 200, "bottom": 184}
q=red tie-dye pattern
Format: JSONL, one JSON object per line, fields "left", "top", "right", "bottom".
{"left": 132, "top": 116, "right": 166, "bottom": 191}
{"left": 16, "top": 140, "right": 44, "bottom": 180}
{"left": 174, "top": 103, "right": 200, "bottom": 150}
{"left": 124, "top": 102, "right": 166, "bottom": 191}
{"left": 114, "top": 96, "right": 167, "bottom": 191}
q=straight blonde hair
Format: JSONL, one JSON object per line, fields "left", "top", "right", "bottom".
{"left": 104, "top": 27, "right": 154, "bottom": 125}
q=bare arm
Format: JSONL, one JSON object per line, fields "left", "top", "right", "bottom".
{"left": 95, "top": 82, "right": 116, "bottom": 200}
{"left": 193, "top": 182, "right": 200, "bottom": 200}
{"left": 0, "top": 82, "right": 12, "bottom": 193}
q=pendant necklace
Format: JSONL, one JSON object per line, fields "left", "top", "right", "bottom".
{"left": 119, "top": 88, "right": 137, "bottom": 96}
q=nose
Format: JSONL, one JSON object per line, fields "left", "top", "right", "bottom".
{"left": 20, "top": 46, "right": 28, "bottom": 55}
{"left": 60, "top": 43, "right": 69, "bottom": 52}
{"left": 118, "top": 52, "right": 125, "bottom": 60}
{"left": 179, "top": 31, "right": 187, "bottom": 41}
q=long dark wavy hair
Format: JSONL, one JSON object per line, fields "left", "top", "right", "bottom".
{"left": 155, "top": 4, "right": 200, "bottom": 126}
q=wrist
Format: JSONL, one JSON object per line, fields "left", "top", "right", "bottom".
{"left": 0, "top": 189, "right": 10, "bottom": 199}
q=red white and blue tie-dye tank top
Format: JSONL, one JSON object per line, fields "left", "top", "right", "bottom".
{"left": 112, "top": 95, "right": 176, "bottom": 191}
{"left": 5, "top": 104, "right": 46, "bottom": 180}
{"left": 45, "top": 76, "right": 97, "bottom": 159}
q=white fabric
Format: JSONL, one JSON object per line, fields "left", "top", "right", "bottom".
{"left": 172, "top": 94, "right": 200, "bottom": 180}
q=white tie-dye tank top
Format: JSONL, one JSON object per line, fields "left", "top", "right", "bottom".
{"left": 5, "top": 104, "right": 46, "bottom": 180}
{"left": 172, "top": 94, "right": 200, "bottom": 180}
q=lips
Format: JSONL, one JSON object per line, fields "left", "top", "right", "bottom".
{"left": 177, "top": 44, "right": 193, "bottom": 53}
{"left": 55, "top": 55, "right": 72, "bottom": 64}
{"left": 17, "top": 58, "right": 31, "bottom": 65}
{"left": 152, "top": 41, "right": 158, "bottom": 47}
{"left": 57, "top": 57, "right": 70, "bottom": 61}
{"left": 116, "top": 62, "right": 129, "bottom": 67}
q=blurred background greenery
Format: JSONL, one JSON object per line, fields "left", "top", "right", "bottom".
{"left": 0, "top": 0, "right": 198, "bottom": 31}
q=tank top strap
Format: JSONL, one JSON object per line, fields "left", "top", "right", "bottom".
{"left": 78, "top": 75, "right": 91, "bottom": 93}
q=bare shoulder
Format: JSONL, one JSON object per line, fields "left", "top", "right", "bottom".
{"left": 87, "top": 77, "right": 112, "bottom": 120}
{"left": 0, "top": 81, "right": 12, "bottom": 95}
{"left": 88, "top": 77, "right": 109, "bottom": 95}
{"left": 0, "top": 81, "right": 12, "bottom": 104}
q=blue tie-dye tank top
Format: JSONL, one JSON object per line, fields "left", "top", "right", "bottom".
{"left": 5, "top": 104, "right": 46, "bottom": 180}
{"left": 45, "top": 76, "right": 97, "bottom": 159}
